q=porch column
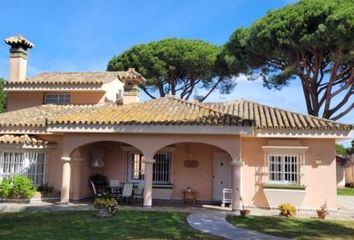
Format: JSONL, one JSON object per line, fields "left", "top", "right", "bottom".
{"left": 231, "top": 159, "right": 243, "bottom": 211}
{"left": 143, "top": 157, "right": 155, "bottom": 207}
{"left": 60, "top": 157, "right": 71, "bottom": 203}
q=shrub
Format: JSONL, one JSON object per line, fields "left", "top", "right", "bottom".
{"left": 279, "top": 203, "right": 297, "bottom": 217}
{"left": 93, "top": 197, "right": 119, "bottom": 213}
{"left": 0, "top": 176, "right": 36, "bottom": 199}
{"left": 37, "top": 183, "right": 54, "bottom": 195}
{"left": 9, "top": 176, "right": 36, "bottom": 199}
{"left": 0, "top": 178, "right": 11, "bottom": 198}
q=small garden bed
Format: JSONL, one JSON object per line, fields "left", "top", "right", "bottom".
{"left": 0, "top": 210, "right": 219, "bottom": 239}
{"left": 227, "top": 215, "right": 354, "bottom": 240}
{"left": 0, "top": 176, "right": 59, "bottom": 203}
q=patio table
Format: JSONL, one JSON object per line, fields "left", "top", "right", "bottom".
{"left": 106, "top": 186, "right": 123, "bottom": 198}
{"left": 182, "top": 190, "right": 197, "bottom": 204}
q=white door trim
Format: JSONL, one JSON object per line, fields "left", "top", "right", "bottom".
{"left": 213, "top": 152, "right": 232, "bottom": 201}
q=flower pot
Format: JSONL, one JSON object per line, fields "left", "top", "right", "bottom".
{"left": 240, "top": 209, "right": 250, "bottom": 217}
{"left": 316, "top": 210, "right": 328, "bottom": 219}
{"left": 97, "top": 208, "right": 112, "bottom": 218}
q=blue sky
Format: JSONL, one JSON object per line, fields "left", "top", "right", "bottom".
{"left": 0, "top": 0, "right": 352, "bottom": 144}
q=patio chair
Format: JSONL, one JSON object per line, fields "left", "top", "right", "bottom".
{"left": 109, "top": 179, "right": 122, "bottom": 198}
{"left": 133, "top": 181, "right": 144, "bottom": 203}
{"left": 90, "top": 180, "right": 102, "bottom": 198}
{"left": 119, "top": 183, "right": 134, "bottom": 204}
{"left": 109, "top": 179, "right": 120, "bottom": 187}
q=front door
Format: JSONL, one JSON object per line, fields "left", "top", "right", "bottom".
{"left": 213, "top": 152, "right": 232, "bottom": 201}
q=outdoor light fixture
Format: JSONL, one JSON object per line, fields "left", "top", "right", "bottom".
{"left": 91, "top": 148, "right": 105, "bottom": 168}
{"left": 314, "top": 156, "right": 322, "bottom": 165}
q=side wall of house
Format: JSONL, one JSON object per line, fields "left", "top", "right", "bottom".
{"left": 40, "top": 135, "right": 65, "bottom": 193}
{"left": 43, "top": 134, "right": 336, "bottom": 209}
{"left": 6, "top": 91, "right": 106, "bottom": 111}
{"left": 241, "top": 137, "right": 337, "bottom": 210}
{"left": 171, "top": 143, "right": 223, "bottom": 200}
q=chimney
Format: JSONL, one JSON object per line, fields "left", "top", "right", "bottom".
{"left": 4, "top": 35, "right": 34, "bottom": 82}
{"left": 122, "top": 68, "right": 145, "bottom": 104}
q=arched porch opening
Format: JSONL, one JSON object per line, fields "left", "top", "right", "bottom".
{"left": 59, "top": 134, "right": 242, "bottom": 209}
{"left": 150, "top": 142, "right": 235, "bottom": 205}
{"left": 61, "top": 140, "right": 144, "bottom": 202}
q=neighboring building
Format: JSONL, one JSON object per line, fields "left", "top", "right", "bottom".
{"left": 336, "top": 154, "right": 354, "bottom": 188}
{"left": 0, "top": 35, "right": 352, "bottom": 210}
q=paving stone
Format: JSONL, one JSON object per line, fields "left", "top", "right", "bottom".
{"left": 187, "top": 212, "right": 286, "bottom": 240}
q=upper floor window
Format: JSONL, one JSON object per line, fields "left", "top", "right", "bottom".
{"left": 267, "top": 154, "right": 300, "bottom": 184}
{"left": 44, "top": 93, "right": 70, "bottom": 105}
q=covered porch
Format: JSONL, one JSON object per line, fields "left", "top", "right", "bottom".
{"left": 58, "top": 133, "right": 243, "bottom": 209}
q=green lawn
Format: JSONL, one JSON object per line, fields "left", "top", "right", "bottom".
{"left": 227, "top": 215, "right": 354, "bottom": 240}
{"left": 0, "top": 210, "right": 219, "bottom": 240}
{"left": 337, "top": 187, "right": 354, "bottom": 196}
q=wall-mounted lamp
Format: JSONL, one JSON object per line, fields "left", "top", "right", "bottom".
{"left": 91, "top": 148, "right": 105, "bottom": 168}
{"left": 314, "top": 156, "right": 322, "bottom": 165}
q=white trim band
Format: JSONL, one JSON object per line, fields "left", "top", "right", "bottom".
{"left": 48, "top": 124, "right": 254, "bottom": 135}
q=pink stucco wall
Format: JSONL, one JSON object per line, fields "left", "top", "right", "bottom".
{"left": 7, "top": 92, "right": 43, "bottom": 111}
{"left": 171, "top": 143, "right": 223, "bottom": 200}
{"left": 241, "top": 137, "right": 337, "bottom": 209}
{"left": 41, "top": 133, "right": 337, "bottom": 209}
{"left": 6, "top": 91, "right": 105, "bottom": 111}
{"left": 39, "top": 135, "right": 64, "bottom": 192}
{"left": 53, "top": 142, "right": 225, "bottom": 201}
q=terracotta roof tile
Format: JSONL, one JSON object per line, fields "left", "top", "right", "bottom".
{"left": 0, "top": 134, "right": 47, "bottom": 146}
{"left": 50, "top": 97, "right": 230, "bottom": 126}
{"left": 5, "top": 69, "right": 145, "bottom": 85}
{"left": 205, "top": 99, "right": 352, "bottom": 130}
{"left": 0, "top": 104, "right": 92, "bottom": 127}
{"left": 0, "top": 97, "right": 351, "bottom": 131}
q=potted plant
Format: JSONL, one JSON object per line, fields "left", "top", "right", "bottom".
{"left": 37, "top": 183, "right": 56, "bottom": 198}
{"left": 316, "top": 203, "right": 329, "bottom": 219}
{"left": 279, "top": 203, "right": 297, "bottom": 217}
{"left": 239, "top": 197, "right": 250, "bottom": 217}
{"left": 93, "top": 196, "right": 119, "bottom": 218}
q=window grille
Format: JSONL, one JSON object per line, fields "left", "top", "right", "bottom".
{"left": 44, "top": 93, "right": 70, "bottom": 105}
{"left": 153, "top": 152, "right": 171, "bottom": 184}
{"left": 267, "top": 153, "right": 300, "bottom": 184}
{"left": 0, "top": 151, "right": 47, "bottom": 186}
{"left": 127, "top": 152, "right": 171, "bottom": 184}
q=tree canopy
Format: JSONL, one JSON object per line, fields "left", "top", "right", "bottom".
{"left": 224, "top": 0, "right": 354, "bottom": 120}
{"left": 0, "top": 78, "right": 6, "bottom": 113}
{"left": 107, "top": 38, "right": 235, "bottom": 101}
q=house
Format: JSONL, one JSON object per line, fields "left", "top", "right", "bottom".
{"left": 0, "top": 35, "right": 352, "bottom": 211}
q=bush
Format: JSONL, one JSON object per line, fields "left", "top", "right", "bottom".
{"left": 279, "top": 203, "right": 297, "bottom": 217}
{"left": 0, "top": 176, "right": 36, "bottom": 199}
{"left": 0, "top": 178, "right": 11, "bottom": 198}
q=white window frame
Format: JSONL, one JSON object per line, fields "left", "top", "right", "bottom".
{"left": 262, "top": 145, "right": 308, "bottom": 185}
{"left": 0, "top": 150, "right": 48, "bottom": 186}
{"left": 127, "top": 151, "right": 172, "bottom": 185}
{"left": 267, "top": 153, "right": 300, "bottom": 184}
{"left": 44, "top": 93, "right": 70, "bottom": 105}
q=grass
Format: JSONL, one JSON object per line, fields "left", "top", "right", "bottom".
{"left": 0, "top": 210, "right": 219, "bottom": 240}
{"left": 337, "top": 187, "right": 354, "bottom": 196}
{"left": 227, "top": 215, "right": 354, "bottom": 240}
